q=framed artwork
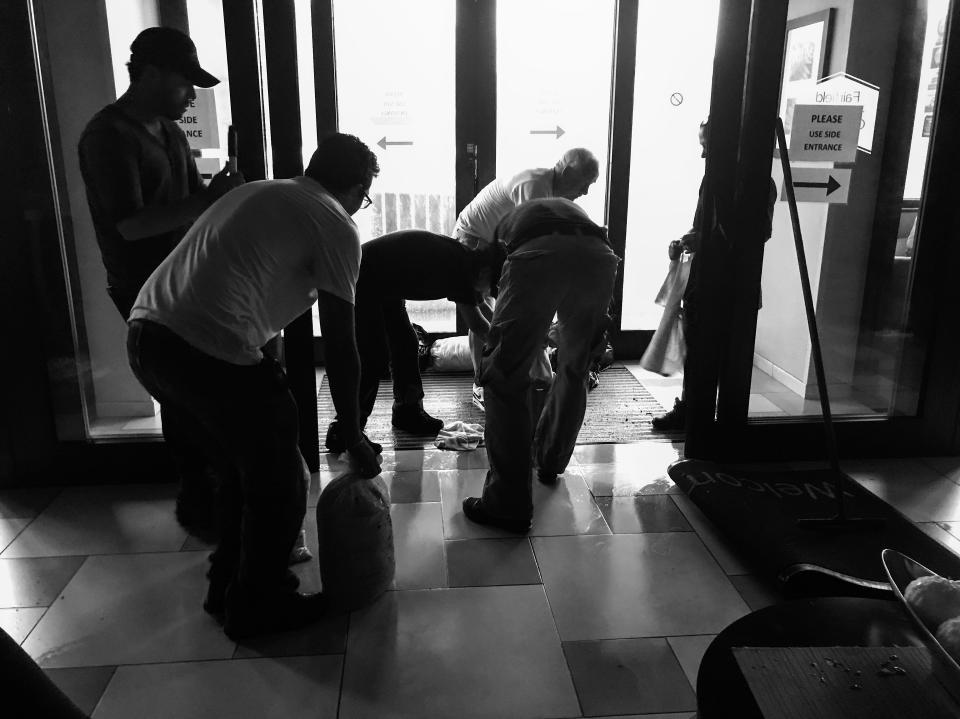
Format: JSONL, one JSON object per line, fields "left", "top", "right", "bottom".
{"left": 779, "top": 10, "right": 833, "bottom": 138}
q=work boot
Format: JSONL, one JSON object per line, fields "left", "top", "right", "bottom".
{"left": 203, "top": 569, "right": 300, "bottom": 621}
{"left": 652, "top": 398, "right": 686, "bottom": 431}
{"left": 461, "top": 497, "right": 531, "bottom": 534}
{"left": 325, "top": 421, "right": 382, "bottom": 454}
{"left": 223, "top": 583, "right": 328, "bottom": 640}
{"left": 391, "top": 406, "right": 444, "bottom": 435}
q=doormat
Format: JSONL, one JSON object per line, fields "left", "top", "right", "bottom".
{"left": 317, "top": 364, "right": 678, "bottom": 450}
{"left": 668, "top": 458, "right": 960, "bottom": 597}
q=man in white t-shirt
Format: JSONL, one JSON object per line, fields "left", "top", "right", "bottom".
{"left": 453, "top": 148, "right": 600, "bottom": 409}
{"left": 127, "top": 133, "right": 380, "bottom": 640}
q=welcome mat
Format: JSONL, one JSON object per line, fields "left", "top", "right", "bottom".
{"left": 317, "top": 364, "right": 676, "bottom": 450}
{"left": 668, "top": 458, "right": 960, "bottom": 596}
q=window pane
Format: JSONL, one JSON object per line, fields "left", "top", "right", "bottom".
{"left": 620, "top": 1, "right": 720, "bottom": 330}
{"left": 328, "top": 0, "right": 457, "bottom": 333}
{"left": 750, "top": 0, "right": 943, "bottom": 419}
{"left": 495, "top": 0, "right": 615, "bottom": 225}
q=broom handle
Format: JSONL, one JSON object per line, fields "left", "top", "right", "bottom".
{"left": 775, "top": 118, "right": 846, "bottom": 515}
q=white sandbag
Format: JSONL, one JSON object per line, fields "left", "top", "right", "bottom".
{"left": 316, "top": 473, "right": 395, "bottom": 613}
{"left": 430, "top": 335, "right": 473, "bottom": 372}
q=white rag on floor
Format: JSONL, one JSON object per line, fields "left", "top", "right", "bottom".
{"left": 435, "top": 421, "right": 485, "bottom": 451}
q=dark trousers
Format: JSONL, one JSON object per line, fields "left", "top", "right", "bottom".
{"left": 479, "top": 234, "right": 618, "bottom": 520}
{"left": 127, "top": 320, "right": 307, "bottom": 591}
{"left": 110, "top": 286, "right": 215, "bottom": 503}
{"left": 353, "top": 292, "right": 425, "bottom": 426}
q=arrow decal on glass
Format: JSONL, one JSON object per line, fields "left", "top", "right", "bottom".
{"left": 529, "top": 126, "right": 565, "bottom": 139}
{"left": 377, "top": 137, "right": 414, "bottom": 149}
{"left": 794, "top": 175, "right": 841, "bottom": 196}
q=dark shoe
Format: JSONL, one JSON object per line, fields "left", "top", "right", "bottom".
{"left": 536, "top": 468, "right": 559, "bottom": 486}
{"left": 325, "top": 421, "right": 383, "bottom": 454}
{"left": 391, "top": 407, "right": 444, "bottom": 435}
{"left": 461, "top": 497, "right": 530, "bottom": 534}
{"left": 203, "top": 570, "right": 301, "bottom": 620}
{"left": 652, "top": 398, "right": 686, "bottom": 431}
{"left": 223, "top": 585, "right": 327, "bottom": 640}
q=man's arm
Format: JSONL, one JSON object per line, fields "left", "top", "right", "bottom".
{"left": 315, "top": 290, "right": 379, "bottom": 476}
{"left": 457, "top": 303, "right": 490, "bottom": 340}
{"left": 117, "top": 168, "right": 243, "bottom": 241}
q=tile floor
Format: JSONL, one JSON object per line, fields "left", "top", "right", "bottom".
{"left": 4, "top": 365, "right": 960, "bottom": 717}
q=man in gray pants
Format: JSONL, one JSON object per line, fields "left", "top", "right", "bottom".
{"left": 462, "top": 198, "right": 619, "bottom": 533}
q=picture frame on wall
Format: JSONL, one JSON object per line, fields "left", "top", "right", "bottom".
{"left": 778, "top": 9, "right": 834, "bottom": 141}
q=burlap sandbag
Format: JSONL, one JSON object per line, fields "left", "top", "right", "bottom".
{"left": 316, "top": 473, "right": 395, "bottom": 613}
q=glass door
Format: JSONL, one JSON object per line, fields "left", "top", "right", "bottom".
{"left": 495, "top": 0, "right": 616, "bottom": 226}
{"left": 322, "top": 0, "right": 457, "bottom": 334}
{"left": 747, "top": 0, "right": 947, "bottom": 421}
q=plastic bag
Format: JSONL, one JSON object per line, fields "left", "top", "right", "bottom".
{"left": 429, "top": 335, "right": 473, "bottom": 372}
{"left": 316, "top": 473, "right": 395, "bottom": 613}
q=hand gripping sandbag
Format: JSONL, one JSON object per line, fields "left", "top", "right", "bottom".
{"left": 316, "top": 473, "right": 395, "bottom": 613}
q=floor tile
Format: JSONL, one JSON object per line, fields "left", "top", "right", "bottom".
{"left": 667, "top": 634, "right": 716, "bottom": 689}
{"left": 0, "top": 556, "right": 86, "bottom": 607}
{"left": 382, "top": 471, "right": 442, "bottom": 503}
{"left": 381, "top": 448, "right": 489, "bottom": 472}
{"left": 446, "top": 538, "right": 541, "bottom": 587}
{"left": 573, "top": 442, "right": 682, "bottom": 467}
{"left": 747, "top": 393, "right": 788, "bottom": 416}
{"left": 580, "top": 462, "right": 681, "bottom": 497}
{"left": 922, "top": 456, "right": 960, "bottom": 485}
{"left": 846, "top": 458, "right": 960, "bottom": 522}
{"left": 0, "top": 487, "right": 60, "bottom": 519}
{"left": 670, "top": 495, "right": 754, "bottom": 575}
{"left": 0, "top": 517, "right": 30, "bottom": 552}
{"left": 44, "top": 666, "right": 116, "bottom": 716}
{"left": 530, "top": 473, "right": 610, "bottom": 537}
{"left": 2, "top": 484, "right": 187, "bottom": 558}
{"left": 93, "top": 655, "right": 342, "bottom": 719}
{"left": 23, "top": 552, "right": 235, "bottom": 668}
{"left": 0, "top": 606, "right": 46, "bottom": 643}
{"left": 918, "top": 522, "right": 960, "bottom": 560}
{"left": 596, "top": 496, "right": 692, "bottom": 533}
{"left": 563, "top": 637, "right": 696, "bottom": 716}
{"left": 440, "top": 470, "right": 610, "bottom": 539}
{"left": 533, "top": 533, "right": 749, "bottom": 641}
{"left": 391, "top": 503, "right": 446, "bottom": 590}
{"left": 340, "top": 586, "right": 580, "bottom": 719}
{"left": 728, "top": 574, "right": 785, "bottom": 612}
{"left": 440, "top": 469, "right": 514, "bottom": 540}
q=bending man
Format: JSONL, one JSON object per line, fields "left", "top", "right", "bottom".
{"left": 127, "top": 133, "right": 380, "bottom": 639}
{"left": 462, "top": 199, "right": 618, "bottom": 533}
{"left": 453, "top": 148, "right": 600, "bottom": 409}
{"left": 327, "top": 229, "right": 504, "bottom": 446}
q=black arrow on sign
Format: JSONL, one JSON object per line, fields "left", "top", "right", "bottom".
{"left": 794, "top": 175, "right": 841, "bottom": 196}
{"left": 377, "top": 137, "right": 413, "bottom": 149}
{"left": 529, "top": 125, "right": 565, "bottom": 139}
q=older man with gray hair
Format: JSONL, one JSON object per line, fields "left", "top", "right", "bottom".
{"left": 454, "top": 148, "right": 600, "bottom": 409}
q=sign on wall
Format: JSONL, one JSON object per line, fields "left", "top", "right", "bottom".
{"left": 782, "top": 167, "right": 852, "bottom": 204}
{"left": 178, "top": 88, "right": 220, "bottom": 150}
{"left": 788, "top": 104, "right": 863, "bottom": 162}
{"left": 812, "top": 73, "right": 879, "bottom": 153}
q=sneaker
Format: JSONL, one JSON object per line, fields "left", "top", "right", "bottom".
{"left": 392, "top": 406, "right": 444, "bottom": 435}
{"left": 223, "top": 584, "right": 327, "bottom": 640}
{"left": 325, "top": 421, "right": 383, "bottom": 454}
{"left": 652, "top": 398, "right": 686, "bottom": 431}
{"left": 461, "top": 497, "right": 530, "bottom": 534}
{"left": 472, "top": 384, "right": 485, "bottom": 412}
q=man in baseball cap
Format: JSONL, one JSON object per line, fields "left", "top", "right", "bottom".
{"left": 79, "top": 26, "right": 243, "bottom": 543}
{"left": 129, "top": 26, "right": 219, "bottom": 89}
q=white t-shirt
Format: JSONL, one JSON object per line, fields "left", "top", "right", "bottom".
{"left": 130, "top": 176, "right": 360, "bottom": 365}
{"left": 454, "top": 167, "right": 554, "bottom": 246}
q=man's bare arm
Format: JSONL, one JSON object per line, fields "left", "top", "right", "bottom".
{"left": 117, "top": 169, "right": 244, "bottom": 241}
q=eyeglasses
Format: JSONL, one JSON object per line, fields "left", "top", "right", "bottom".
{"left": 361, "top": 191, "right": 373, "bottom": 209}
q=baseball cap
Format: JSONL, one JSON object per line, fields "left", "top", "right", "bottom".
{"left": 130, "top": 27, "right": 219, "bottom": 88}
